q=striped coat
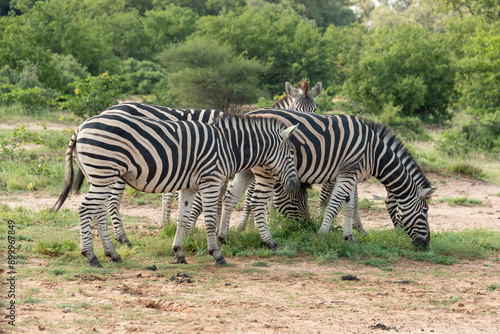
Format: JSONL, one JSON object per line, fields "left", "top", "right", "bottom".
{"left": 55, "top": 112, "right": 300, "bottom": 266}
{"left": 219, "top": 109, "right": 434, "bottom": 248}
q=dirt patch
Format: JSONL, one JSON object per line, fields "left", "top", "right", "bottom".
{"left": 1, "top": 174, "right": 499, "bottom": 333}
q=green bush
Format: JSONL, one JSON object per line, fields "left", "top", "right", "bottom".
{"left": 119, "top": 58, "right": 168, "bottom": 95}
{"left": 157, "top": 37, "right": 265, "bottom": 112}
{"left": 341, "top": 24, "right": 455, "bottom": 120}
{"left": 59, "top": 73, "right": 123, "bottom": 119}
{"left": 436, "top": 113, "right": 500, "bottom": 155}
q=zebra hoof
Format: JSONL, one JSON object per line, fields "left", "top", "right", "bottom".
{"left": 214, "top": 257, "right": 227, "bottom": 266}
{"left": 117, "top": 236, "right": 132, "bottom": 247}
{"left": 217, "top": 235, "right": 227, "bottom": 244}
{"left": 174, "top": 256, "right": 188, "bottom": 264}
{"left": 344, "top": 235, "right": 359, "bottom": 244}
{"left": 111, "top": 255, "right": 123, "bottom": 263}
{"left": 88, "top": 257, "right": 103, "bottom": 268}
{"left": 262, "top": 240, "right": 279, "bottom": 250}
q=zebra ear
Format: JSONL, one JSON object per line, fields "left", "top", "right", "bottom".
{"left": 310, "top": 82, "right": 323, "bottom": 99}
{"left": 281, "top": 124, "right": 299, "bottom": 140}
{"left": 418, "top": 187, "right": 436, "bottom": 199}
{"left": 285, "top": 82, "right": 298, "bottom": 99}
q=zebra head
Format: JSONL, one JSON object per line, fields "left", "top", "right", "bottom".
{"left": 285, "top": 79, "right": 323, "bottom": 113}
{"left": 398, "top": 187, "right": 436, "bottom": 248}
{"left": 266, "top": 124, "right": 300, "bottom": 194}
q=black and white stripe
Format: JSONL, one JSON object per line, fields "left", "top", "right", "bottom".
{"left": 318, "top": 122, "right": 433, "bottom": 230}
{"left": 219, "top": 109, "right": 435, "bottom": 248}
{"left": 70, "top": 103, "right": 223, "bottom": 246}
{"left": 54, "top": 112, "right": 300, "bottom": 266}
{"left": 239, "top": 79, "right": 322, "bottom": 228}
{"left": 271, "top": 79, "right": 322, "bottom": 113}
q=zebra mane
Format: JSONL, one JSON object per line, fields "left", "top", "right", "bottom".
{"left": 215, "top": 113, "right": 286, "bottom": 131}
{"left": 300, "top": 79, "right": 308, "bottom": 94}
{"left": 362, "top": 119, "right": 431, "bottom": 189}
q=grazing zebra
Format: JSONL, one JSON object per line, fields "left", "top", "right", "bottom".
{"left": 71, "top": 103, "right": 223, "bottom": 247}
{"left": 238, "top": 79, "right": 322, "bottom": 228}
{"left": 54, "top": 112, "right": 300, "bottom": 266}
{"left": 218, "top": 109, "right": 435, "bottom": 248}
{"left": 317, "top": 122, "right": 432, "bottom": 230}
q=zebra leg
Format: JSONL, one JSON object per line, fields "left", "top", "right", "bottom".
{"left": 319, "top": 182, "right": 335, "bottom": 212}
{"left": 199, "top": 184, "right": 227, "bottom": 265}
{"left": 238, "top": 180, "right": 256, "bottom": 231}
{"left": 318, "top": 175, "right": 358, "bottom": 234}
{"left": 250, "top": 176, "right": 278, "bottom": 249}
{"left": 161, "top": 192, "right": 175, "bottom": 227}
{"left": 79, "top": 184, "right": 119, "bottom": 267}
{"left": 108, "top": 180, "right": 132, "bottom": 247}
{"left": 185, "top": 193, "right": 202, "bottom": 232}
{"left": 215, "top": 180, "right": 228, "bottom": 235}
{"left": 351, "top": 186, "right": 368, "bottom": 234}
{"left": 172, "top": 188, "right": 197, "bottom": 264}
{"left": 342, "top": 190, "right": 358, "bottom": 243}
{"left": 218, "top": 170, "right": 255, "bottom": 243}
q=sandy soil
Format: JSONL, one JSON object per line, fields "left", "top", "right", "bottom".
{"left": 1, "top": 173, "right": 499, "bottom": 333}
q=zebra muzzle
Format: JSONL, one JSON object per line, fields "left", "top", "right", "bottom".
{"left": 284, "top": 176, "right": 300, "bottom": 193}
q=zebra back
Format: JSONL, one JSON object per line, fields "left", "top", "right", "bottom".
{"left": 106, "top": 102, "right": 222, "bottom": 123}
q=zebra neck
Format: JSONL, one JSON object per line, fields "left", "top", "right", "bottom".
{"left": 219, "top": 127, "right": 272, "bottom": 176}
{"left": 373, "top": 144, "right": 417, "bottom": 199}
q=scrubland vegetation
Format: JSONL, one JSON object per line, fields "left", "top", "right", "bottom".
{"left": 0, "top": 0, "right": 499, "bottom": 267}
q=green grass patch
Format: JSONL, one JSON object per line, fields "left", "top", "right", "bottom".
{"left": 35, "top": 239, "right": 78, "bottom": 256}
{"left": 437, "top": 197, "right": 483, "bottom": 207}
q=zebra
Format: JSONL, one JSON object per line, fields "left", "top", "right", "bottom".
{"left": 70, "top": 102, "right": 224, "bottom": 247}
{"left": 218, "top": 109, "right": 435, "bottom": 249}
{"left": 272, "top": 79, "right": 323, "bottom": 112}
{"left": 54, "top": 112, "right": 300, "bottom": 267}
{"left": 317, "top": 122, "right": 432, "bottom": 230}
{"left": 238, "top": 79, "right": 322, "bottom": 228}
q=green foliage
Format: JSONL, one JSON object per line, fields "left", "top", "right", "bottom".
{"left": 341, "top": 24, "right": 455, "bottom": 120}
{"left": 35, "top": 239, "right": 78, "bottom": 256}
{"left": 195, "top": 3, "right": 330, "bottom": 93}
{"left": 436, "top": 113, "right": 500, "bottom": 155}
{"left": 142, "top": 5, "right": 199, "bottom": 53}
{"left": 119, "top": 58, "right": 168, "bottom": 95}
{"left": 59, "top": 73, "right": 123, "bottom": 119}
{"left": 452, "top": 19, "right": 500, "bottom": 115}
{"left": 157, "top": 37, "right": 265, "bottom": 111}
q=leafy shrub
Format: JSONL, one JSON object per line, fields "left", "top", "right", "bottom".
{"left": 436, "top": 113, "right": 500, "bottom": 155}
{"left": 341, "top": 24, "right": 455, "bottom": 120}
{"left": 59, "top": 73, "right": 123, "bottom": 119}
{"left": 119, "top": 58, "right": 168, "bottom": 95}
{"left": 35, "top": 240, "right": 77, "bottom": 256}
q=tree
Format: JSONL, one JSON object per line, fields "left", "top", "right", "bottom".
{"left": 341, "top": 24, "right": 455, "bottom": 120}
{"left": 437, "top": 0, "right": 500, "bottom": 21}
{"left": 157, "top": 38, "right": 266, "bottom": 112}
{"left": 195, "top": 3, "right": 329, "bottom": 93}
{"left": 281, "top": 0, "right": 358, "bottom": 29}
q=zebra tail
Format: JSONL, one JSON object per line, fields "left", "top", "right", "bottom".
{"left": 72, "top": 168, "right": 85, "bottom": 195}
{"left": 53, "top": 130, "right": 78, "bottom": 212}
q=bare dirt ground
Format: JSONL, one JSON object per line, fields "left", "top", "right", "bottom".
{"left": 1, "top": 173, "right": 500, "bottom": 333}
